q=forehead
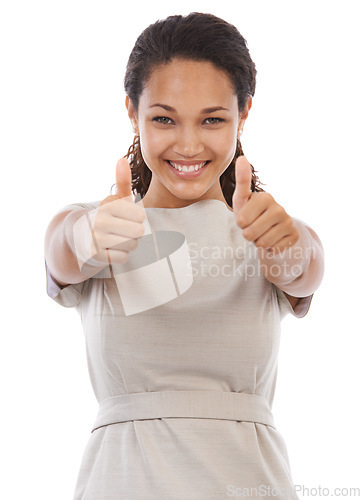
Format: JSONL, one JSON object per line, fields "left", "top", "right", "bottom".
{"left": 140, "top": 59, "right": 237, "bottom": 110}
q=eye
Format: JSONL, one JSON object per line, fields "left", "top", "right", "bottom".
{"left": 152, "top": 116, "right": 173, "bottom": 125}
{"left": 204, "top": 117, "right": 225, "bottom": 125}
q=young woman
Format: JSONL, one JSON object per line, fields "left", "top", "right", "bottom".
{"left": 44, "top": 12, "right": 324, "bottom": 499}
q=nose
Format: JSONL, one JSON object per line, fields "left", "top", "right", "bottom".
{"left": 172, "top": 127, "right": 205, "bottom": 158}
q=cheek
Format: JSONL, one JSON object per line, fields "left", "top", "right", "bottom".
{"left": 139, "top": 128, "right": 165, "bottom": 162}
{"left": 211, "top": 132, "right": 237, "bottom": 163}
{"left": 139, "top": 134, "right": 174, "bottom": 176}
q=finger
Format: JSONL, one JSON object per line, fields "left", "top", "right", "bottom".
{"left": 116, "top": 157, "right": 134, "bottom": 202}
{"left": 239, "top": 194, "right": 279, "bottom": 233}
{"left": 106, "top": 248, "right": 129, "bottom": 265}
{"left": 253, "top": 222, "right": 293, "bottom": 249}
{"left": 101, "top": 234, "right": 139, "bottom": 252}
{"left": 242, "top": 209, "right": 280, "bottom": 241}
{"left": 259, "top": 234, "right": 297, "bottom": 254}
{"left": 232, "top": 156, "right": 252, "bottom": 213}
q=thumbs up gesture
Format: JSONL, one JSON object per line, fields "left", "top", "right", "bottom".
{"left": 99, "top": 157, "right": 135, "bottom": 206}
{"left": 87, "top": 157, "right": 146, "bottom": 265}
{"left": 232, "top": 156, "right": 299, "bottom": 253}
{"left": 71, "top": 156, "right": 145, "bottom": 275}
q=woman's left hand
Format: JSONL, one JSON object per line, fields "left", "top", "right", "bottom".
{"left": 232, "top": 156, "right": 299, "bottom": 254}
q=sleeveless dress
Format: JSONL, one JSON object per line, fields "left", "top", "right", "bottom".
{"left": 45, "top": 198, "right": 313, "bottom": 499}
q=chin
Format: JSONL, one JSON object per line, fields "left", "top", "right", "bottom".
{"left": 169, "top": 187, "right": 207, "bottom": 200}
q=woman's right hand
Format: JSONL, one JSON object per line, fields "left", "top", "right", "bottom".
{"left": 72, "top": 157, "right": 146, "bottom": 273}
{"left": 89, "top": 157, "right": 146, "bottom": 265}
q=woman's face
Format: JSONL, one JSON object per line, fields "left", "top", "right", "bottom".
{"left": 126, "top": 58, "right": 252, "bottom": 209}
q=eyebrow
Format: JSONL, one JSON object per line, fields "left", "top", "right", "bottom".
{"left": 149, "top": 103, "right": 229, "bottom": 113}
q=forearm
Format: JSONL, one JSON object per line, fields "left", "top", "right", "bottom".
{"left": 258, "top": 219, "right": 324, "bottom": 297}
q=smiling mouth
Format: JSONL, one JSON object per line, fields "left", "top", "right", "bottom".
{"left": 166, "top": 160, "right": 210, "bottom": 172}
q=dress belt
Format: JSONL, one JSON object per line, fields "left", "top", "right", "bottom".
{"left": 91, "top": 391, "right": 275, "bottom": 432}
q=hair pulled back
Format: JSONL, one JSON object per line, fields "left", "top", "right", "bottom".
{"left": 122, "top": 12, "right": 264, "bottom": 206}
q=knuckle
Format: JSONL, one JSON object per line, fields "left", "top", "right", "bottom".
{"left": 237, "top": 214, "right": 246, "bottom": 228}
{"left": 274, "top": 204, "right": 284, "bottom": 217}
{"left": 285, "top": 216, "right": 293, "bottom": 228}
{"left": 256, "top": 237, "right": 269, "bottom": 249}
{"left": 263, "top": 192, "right": 274, "bottom": 204}
{"left": 242, "top": 228, "right": 253, "bottom": 240}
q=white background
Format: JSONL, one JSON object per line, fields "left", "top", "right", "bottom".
{"left": 1, "top": 0, "right": 360, "bottom": 498}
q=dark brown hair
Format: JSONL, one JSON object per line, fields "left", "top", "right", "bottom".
{"left": 122, "top": 12, "right": 264, "bottom": 206}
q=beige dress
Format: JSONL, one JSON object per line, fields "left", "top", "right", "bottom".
{"left": 45, "top": 198, "right": 312, "bottom": 499}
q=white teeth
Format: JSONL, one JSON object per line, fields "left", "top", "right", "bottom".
{"left": 169, "top": 161, "right": 207, "bottom": 172}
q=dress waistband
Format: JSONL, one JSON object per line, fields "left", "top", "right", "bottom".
{"left": 92, "top": 391, "right": 275, "bottom": 432}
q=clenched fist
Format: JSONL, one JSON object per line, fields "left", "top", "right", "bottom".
{"left": 73, "top": 158, "right": 146, "bottom": 273}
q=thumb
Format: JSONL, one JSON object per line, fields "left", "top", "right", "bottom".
{"left": 116, "top": 157, "right": 134, "bottom": 202}
{"left": 232, "top": 156, "right": 252, "bottom": 213}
